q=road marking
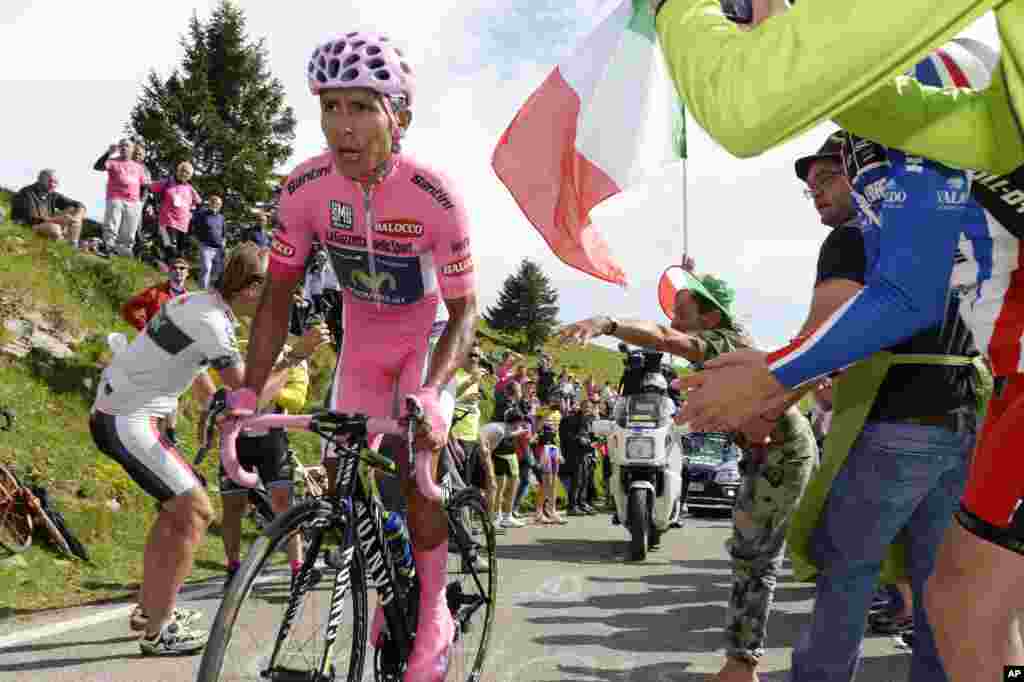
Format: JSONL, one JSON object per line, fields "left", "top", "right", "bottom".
{"left": 0, "top": 605, "right": 137, "bottom": 650}
{"left": 0, "top": 579, "right": 228, "bottom": 650}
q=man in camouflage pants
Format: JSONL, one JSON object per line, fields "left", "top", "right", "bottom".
{"left": 559, "top": 259, "right": 817, "bottom": 682}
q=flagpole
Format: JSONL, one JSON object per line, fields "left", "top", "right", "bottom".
{"left": 681, "top": 158, "right": 688, "bottom": 258}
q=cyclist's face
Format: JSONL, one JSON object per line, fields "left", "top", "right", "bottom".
{"left": 321, "top": 88, "right": 405, "bottom": 179}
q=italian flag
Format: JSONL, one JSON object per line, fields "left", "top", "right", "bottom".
{"left": 492, "top": 0, "right": 685, "bottom": 286}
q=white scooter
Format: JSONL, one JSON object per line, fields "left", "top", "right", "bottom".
{"left": 593, "top": 364, "right": 683, "bottom": 561}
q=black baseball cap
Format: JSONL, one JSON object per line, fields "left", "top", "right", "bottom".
{"left": 795, "top": 132, "right": 844, "bottom": 183}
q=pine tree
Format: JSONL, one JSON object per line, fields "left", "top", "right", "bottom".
{"left": 485, "top": 259, "right": 560, "bottom": 352}
{"left": 127, "top": 1, "right": 296, "bottom": 226}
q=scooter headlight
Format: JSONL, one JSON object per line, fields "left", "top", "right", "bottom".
{"left": 626, "top": 437, "right": 655, "bottom": 460}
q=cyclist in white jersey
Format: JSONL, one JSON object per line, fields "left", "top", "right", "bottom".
{"left": 224, "top": 31, "right": 478, "bottom": 682}
{"left": 90, "top": 244, "right": 329, "bottom": 656}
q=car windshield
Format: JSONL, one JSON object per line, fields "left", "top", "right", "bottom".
{"left": 684, "top": 433, "right": 740, "bottom": 466}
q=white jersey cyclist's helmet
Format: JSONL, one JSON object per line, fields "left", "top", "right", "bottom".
{"left": 307, "top": 32, "right": 414, "bottom": 109}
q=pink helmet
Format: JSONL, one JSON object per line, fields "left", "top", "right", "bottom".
{"left": 307, "top": 32, "right": 414, "bottom": 107}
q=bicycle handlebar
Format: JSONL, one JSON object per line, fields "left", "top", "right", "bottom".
{"left": 216, "top": 395, "right": 444, "bottom": 502}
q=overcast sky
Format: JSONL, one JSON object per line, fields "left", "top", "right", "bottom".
{"left": 0, "top": 1, "right": 1001, "bottom": 349}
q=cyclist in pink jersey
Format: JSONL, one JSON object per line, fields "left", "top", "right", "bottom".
{"left": 224, "top": 31, "right": 478, "bottom": 682}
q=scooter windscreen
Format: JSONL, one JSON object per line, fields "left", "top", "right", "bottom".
{"left": 618, "top": 394, "right": 674, "bottom": 428}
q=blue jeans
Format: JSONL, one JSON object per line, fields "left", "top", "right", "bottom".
{"left": 198, "top": 245, "right": 224, "bottom": 289}
{"left": 789, "top": 420, "right": 973, "bottom": 682}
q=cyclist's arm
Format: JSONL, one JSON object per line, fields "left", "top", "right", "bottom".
{"left": 243, "top": 273, "right": 300, "bottom": 395}
{"left": 767, "top": 227, "right": 958, "bottom": 390}
{"left": 654, "top": 0, "right": 998, "bottom": 159}
{"left": 245, "top": 166, "right": 315, "bottom": 395}
{"left": 424, "top": 294, "right": 478, "bottom": 393}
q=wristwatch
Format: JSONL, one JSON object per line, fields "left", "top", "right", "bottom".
{"left": 605, "top": 317, "right": 619, "bottom": 335}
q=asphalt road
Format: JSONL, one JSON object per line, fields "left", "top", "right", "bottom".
{"left": 0, "top": 511, "right": 912, "bottom": 682}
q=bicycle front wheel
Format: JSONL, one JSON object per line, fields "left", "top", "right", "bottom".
{"left": 197, "top": 500, "right": 368, "bottom": 682}
{"left": 445, "top": 487, "right": 498, "bottom": 682}
{"left": 0, "top": 465, "right": 33, "bottom": 554}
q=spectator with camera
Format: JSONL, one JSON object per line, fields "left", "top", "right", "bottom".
{"left": 559, "top": 399, "right": 599, "bottom": 516}
{"left": 94, "top": 138, "right": 147, "bottom": 257}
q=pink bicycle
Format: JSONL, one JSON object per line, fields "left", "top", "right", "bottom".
{"left": 197, "top": 391, "right": 497, "bottom": 682}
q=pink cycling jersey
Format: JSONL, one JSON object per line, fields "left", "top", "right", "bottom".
{"left": 272, "top": 151, "right": 476, "bottom": 425}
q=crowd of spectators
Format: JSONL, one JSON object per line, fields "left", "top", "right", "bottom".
{"left": 9, "top": 138, "right": 283, "bottom": 273}
{"left": 455, "top": 347, "right": 618, "bottom": 531}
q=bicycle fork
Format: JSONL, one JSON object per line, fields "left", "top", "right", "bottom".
{"left": 355, "top": 500, "right": 414, "bottom": 661}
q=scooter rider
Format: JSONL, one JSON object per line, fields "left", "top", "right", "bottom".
{"left": 558, "top": 260, "right": 817, "bottom": 681}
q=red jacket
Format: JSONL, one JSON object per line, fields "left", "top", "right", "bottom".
{"left": 121, "top": 282, "right": 184, "bottom": 331}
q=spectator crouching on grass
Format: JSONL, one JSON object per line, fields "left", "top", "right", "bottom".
{"left": 11, "top": 169, "right": 87, "bottom": 247}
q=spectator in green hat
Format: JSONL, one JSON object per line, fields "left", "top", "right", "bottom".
{"left": 556, "top": 255, "right": 817, "bottom": 682}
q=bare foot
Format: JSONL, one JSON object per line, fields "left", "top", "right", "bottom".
{"left": 714, "top": 657, "right": 759, "bottom": 682}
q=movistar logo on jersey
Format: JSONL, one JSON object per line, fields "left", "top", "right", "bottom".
{"left": 411, "top": 174, "right": 454, "bottom": 210}
{"left": 286, "top": 165, "right": 330, "bottom": 195}
{"left": 352, "top": 270, "right": 398, "bottom": 294}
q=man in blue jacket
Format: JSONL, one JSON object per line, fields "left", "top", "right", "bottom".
{"left": 192, "top": 195, "right": 225, "bottom": 289}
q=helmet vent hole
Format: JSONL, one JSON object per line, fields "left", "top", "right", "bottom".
{"left": 340, "top": 68, "right": 359, "bottom": 82}
{"left": 343, "top": 54, "right": 361, "bottom": 67}
{"left": 400, "top": 62, "right": 411, "bottom": 74}
{"left": 318, "top": 56, "right": 326, "bottom": 69}
{"left": 352, "top": 40, "right": 366, "bottom": 49}
{"left": 333, "top": 42, "right": 346, "bottom": 55}
{"left": 366, "top": 45, "right": 381, "bottom": 56}
{"left": 316, "top": 71, "right": 327, "bottom": 83}
{"left": 328, "top": 58, "right": 341, "bottom": 78}
{"left": 307, "top": 61, "right": 315, "bottom": 74}
{"left": 367, "top": 58, "right": 385, "bottom": 69}
{"left": 374, "top": 70, "right": 391, "bottom": 81}
{"left": 346, "top": 31, "right": 358, "bottom": 37}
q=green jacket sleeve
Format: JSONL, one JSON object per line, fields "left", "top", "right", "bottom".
{"left": 655, "top": 0, "right": 999, "bottom": 159}
{"left": 835, "top": 66, "right": 1024, "bottom": 174}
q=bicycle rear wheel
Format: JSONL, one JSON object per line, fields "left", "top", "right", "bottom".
{"left": 197, "top": 500, "right": 368, "bottom": 682}
{"left": 445, "top": 487, "right": 498, "bottom": 682}
{"left": 0, "top": 465, "right": 32, "bottom": 554}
